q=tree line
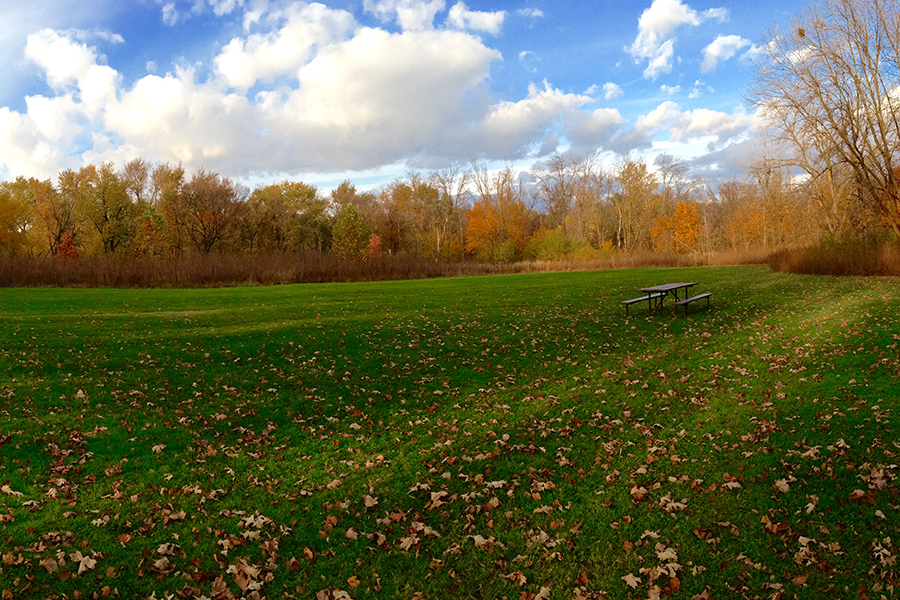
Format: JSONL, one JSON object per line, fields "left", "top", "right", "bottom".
{"left": 1, "top": 149, "right": 882, "bottom": 263}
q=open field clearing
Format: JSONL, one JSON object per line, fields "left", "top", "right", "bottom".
{"left": 1, "top": 265, "right": 900, "bottom": 599}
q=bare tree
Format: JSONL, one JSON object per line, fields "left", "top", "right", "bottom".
{"left": 748, "top": 0, "right": 900, "bottom": 238}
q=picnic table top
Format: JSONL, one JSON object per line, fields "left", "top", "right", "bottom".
{"left": 637, "top": 282, "right": 698, "bottom": 293}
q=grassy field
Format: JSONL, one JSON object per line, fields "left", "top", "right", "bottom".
{"left": 1, "top": 265, "right": 899, "bottom": 600}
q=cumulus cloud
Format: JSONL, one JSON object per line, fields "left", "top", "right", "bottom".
{"left": 25, "top": 29, "right": 99, "bottom": 89}
{"left": 661, "top": 84, "right": 681, "bottom": 95}
{"left": 627, "top": 0, "right": 728, "bottom": 80}
{"left": 469, "top": 82, "right": 591, "bottom": 160}
{"left": 564, "top": 107, "right": 626, "bottom": 154}
{"left": 364, "top": 0, "right": 445, "bottom": 31}
{"left": 701, "top": 34, "right": 751, "bottom": 72}
{"left": 447, "top": 2, "right": 505, "bottom": 34}
{"left": 215, "top": 3, "right": 354, "bottom": 89}
{"left": 603, "top": 82, "right": 624, "bottom": 100}
{"left": 25, "top": 29, "right": 120, "bottom": 115}
{"left": 636, "top": 100, "right": 758, "bottom": 146}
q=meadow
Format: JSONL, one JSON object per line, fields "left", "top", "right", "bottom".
{"left": 1, "top": 265, "right": 899, "bottom": 599}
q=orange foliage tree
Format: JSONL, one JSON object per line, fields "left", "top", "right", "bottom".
{"left": 464, "top": 199, "right": 499, "bottom": 259}
{"left": 651, "top": 201, "right": 701, "bottom": 253}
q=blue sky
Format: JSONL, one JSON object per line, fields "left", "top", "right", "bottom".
{"left": 0, "top": 0, "right": 808, "bottom": 189}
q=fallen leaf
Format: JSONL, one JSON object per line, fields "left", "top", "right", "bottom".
{"left": 40, "top": 556, "right": 59, "bottom": 573}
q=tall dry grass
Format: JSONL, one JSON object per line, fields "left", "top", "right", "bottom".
{"left": 0, "top": 253, "right": 527, "bottom": 288}
{"left": 767, "top": 242, "right": 900, "bottom": 276}
{"left": 0, "top": 248, "right": 772, "bottom": 288}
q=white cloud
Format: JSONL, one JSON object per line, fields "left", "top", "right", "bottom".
{"left": 447, "top": 2, "right": 505, "bottom": 35}
{"left": 25, "top": 94, "right": 81, "bottom": 141}
{"left": 564, "top": 107, "right": 626, "bottom": 153}
{"left": 703, "top": 7, "right": 729, "bottom": 23}
{"left": 701, "top": 34, "right": 751, "bottom": 72}
{"left": 477, "top": 81, "right": 592, "bottom": 158}
{"left": 603, "top": 82, "right": 624, "bottom": 100}
{"left": 25, "top": 29, "right": 98, "bottom": 89}
{"left": 215, "top": 3, "right": 355, "bottom": 89}
{"left": 364, "top": 0, "right": 445, "bottom": 31}
{"left": 517, "top": 8, "right": 543, "bottom": 19}
{"left": 208, "top": 0, "right": 243, "bottom": 16}
{"left": 636, "top": 100, "right": 758, "bottom": 145}
{"left": 741, "top": 42, "right": 772, "bottom": 63}
{"left": 519, "top": 50, "right": 539, "bottom": 73}
{"left": 661, "top": 84, "right": 681, "bottom": 95}
{"left": 162, "top": 2, "right": 180, "bottom": 26}
{"left": 643, "top": 39, "right": 675, "bottom": 80}
{"left": 627, "top": 0, "right": 727, "bottom": 80}
{"left": 157, "top": 0, "right": 221, "bottom": 25}
{"left": 24, "top": 29, "right": 120, "bottom": 115}
{"left": 0, "top": 106, "right": 71, "bottom": 179}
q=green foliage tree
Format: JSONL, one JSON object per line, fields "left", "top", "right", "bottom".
{"left": 332, "top": 205, "right": 371, "bottom": 261}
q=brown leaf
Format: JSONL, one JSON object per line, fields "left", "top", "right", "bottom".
{"left": 234, "top": 568, "right": 250, "bottom": 591}
{"left": 505, "top": 571, "right": 527, "bottom": 585}
{"left": 40, "top": 556, "right": 59, "bottom": 573}
{"left": 211, "top": 576, "right": 228, "bottom": 597}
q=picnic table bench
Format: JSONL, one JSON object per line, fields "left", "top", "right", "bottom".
{"left": 622, "top": 282, "right": 712, "bottom": 316}
{"left": 621, "top": 291, "right": 666, "bottom": 316}
{"left": 675, "top": 292, "right": 712, "bottom": 314}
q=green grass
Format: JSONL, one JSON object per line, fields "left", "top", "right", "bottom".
{"left": 1, "top": 265, "right": 899, "bottom": 599}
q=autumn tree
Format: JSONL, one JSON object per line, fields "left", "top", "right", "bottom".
{"left": 748, "top": 0, "right": 900, "bottom": 239}
{"left": 612, "top": 156, "right": 658, "bottom": 250}
{"left": 430, "top": 165, "right": 471, "bottom": 260}
{"left": 133, "top": 208, "right": 167, "bottom": 256}
{"left": 0, "top": 179, "right": 34, "bottom": 255}
{"left": 63, "top": 163, "right": 138, "bottom": 254}
{"left": 532, "top": 152, "right": 577, "bottom": 230}
{"left": 152, "top": 163, "right": 187, "bottom": 253}
{"left": 651, "top": 201, "right": 702, "bottom": 253}
{"left": 466, "top": 163, "right": 532, "bottom": 262}
{"left": 245, "top": 181, "right": 329, "bottom": 251}
{"left": 382, "top": 173, "right": 454, "bottom": 260}
{"left": 565, "top": 152, "right": 615, "bottom": 248}
{"left": 179, "top": 170, "right": 243, "bottom": 253}
{"left": 332, "top": 205, "right": 371, "bottom": 261}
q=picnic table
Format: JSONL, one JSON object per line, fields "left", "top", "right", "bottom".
{"left": 637, "top": 282, "right": 698, "bottom": 307}
{"left": 622, "top": 282, "right": 711, "bottom": 316}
